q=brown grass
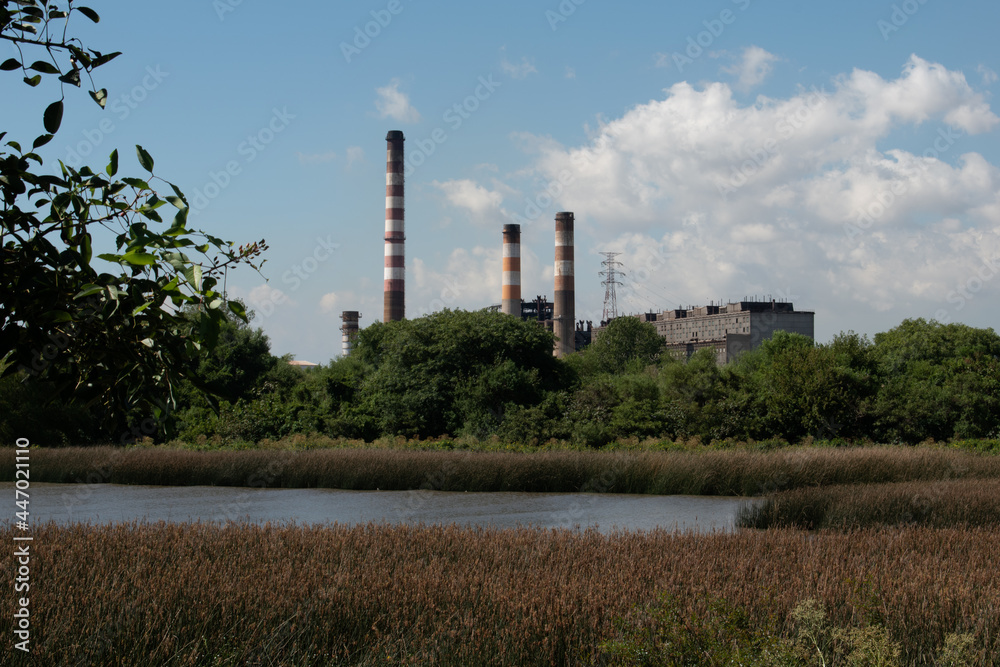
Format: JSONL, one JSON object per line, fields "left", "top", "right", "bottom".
{"left": 0, "top": 522, "right": 998, "bottom": 666}
{"left": 739, "top": 478, "right": 1000, "bottom": 530}
{"left": 2, "top": 445, "right": 998, "bottom": 495}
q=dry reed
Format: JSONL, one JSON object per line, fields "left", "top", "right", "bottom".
{"left": 739, "top": 478, "right": 1000, "bottom": 530}
{"left": 0, "top": 522, "right": 997, "bottom": 665}
{"left": 2, "top": 445, "right": 998, "bottom": 496}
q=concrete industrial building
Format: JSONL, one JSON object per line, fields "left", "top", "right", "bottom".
{"left": 597, "top": 300, "right": 814, "bottom": 364}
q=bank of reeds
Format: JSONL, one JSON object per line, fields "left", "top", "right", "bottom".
{"left": 2, "top": 445, "right": 999, "bottom": 496}
{"left": 738, "top": 478, "right": 1000, "bottom": 530}
{"left": 1, "top": 522, "right": 997, "bottom": 665}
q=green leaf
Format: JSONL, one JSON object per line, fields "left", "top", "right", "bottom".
{"left": 107, "top": 148, "right": 118, "bottom": 177}
{"left": 0, "top": 59, "right": 20, "bottom": 71}
{"left": 183, "top": 264, "right": 203, "bottom": 291}
{"left": 32, "top": 133, "right": 53, "bottom": 149}
{"left": 29, "top": 61, "right": 60, "bottom": 75}
{"left": 165, "top": 195, "right": 185, "bottom": 209}
{"left": 58, "top": 68, "right": 81, "bottom": 87}
{"left": 92, "top": 52, "right": 121, "bottom": 67}
{"left": 97, "top": 253, "right": 122, "bottom": 263}
{"left": 89, "top": 88, "right": 107, "bottom": 108}
{"left": 122, "top": 177, "right": 150, "bottom": 190}
{"left": 228, "top": 300, "right": 248, "bottom": 321}
{"left": 81, "top": 233, "right": 92, "bottom": 265}
{"left": 75, "top": 284, "right": 104, "bottom": 299}
{"left": 23, "top": 75, "right": 41, "bottom": 87}
{"left": 46, "top": 311, "right": 74, "bottom": 323}
{"left": 132, "top": 302, "right": 152, "bottom": 317}
{"left": 136, "top": 145, "right": 154, "bottom": 172}
{"left": 121, "top": 251, "right": 157, "bottom": 266}
{"left": 76, "top": 6, "right": 100, "bottom": 23}
{"left": 43, "top": 100, "right": 64, "bottom": 134}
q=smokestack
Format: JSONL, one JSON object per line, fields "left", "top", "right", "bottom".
{"left": 383, "top": 130, "right": 405, "bottom": 322}
{"left": 501, "top": 224, "right": 521, "bottom": 317}
{"left": 341, "top": 311, "right": 360, "bottom": 356}
{"left": 553, "top": 212, "right": 575, "bottom": 358}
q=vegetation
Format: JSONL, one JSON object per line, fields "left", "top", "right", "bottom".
{"left": 1, "top": 522, "right": 997, "bottom": 665}
{"left": 1, "top": 1, "right": 264, "bottom": 437}
{"left": 738, "top": 478, "right": 1000, "bottom": 530}
{"left": 4, "top": 443, "right": 999, "bottom": 494}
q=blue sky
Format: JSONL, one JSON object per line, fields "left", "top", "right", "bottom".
{"left": 5, "top": 0, "right": 1000, "bottom": 363}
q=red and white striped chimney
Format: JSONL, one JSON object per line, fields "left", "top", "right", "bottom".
{"left": 383, "top": 130, "right": 405, "bottom": 322}
{"left": 554, "top": 212, "right": 575, "bottom": 357}
{"left": 501, "top": 224, "right": 521, "bottom": 317}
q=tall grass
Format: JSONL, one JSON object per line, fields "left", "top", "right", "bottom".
{"left": 738, "top": 478, "right": 1000, "bottom": 530}
{"left": 2, "top": 445, "right": 998, "bottom": 495}
{"left": 1, "top": 523, "right": 997, "bottom": 665}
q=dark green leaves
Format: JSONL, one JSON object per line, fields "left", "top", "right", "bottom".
{"left": 0, "top": 58, "right": 20, "bottom": 71}
{"left": 76, "top": 6, "right": 100, "bottom": 23}
{"left": 29, "top": 60, "right": 60, "bottom": 75}
{"left": 136, "top": 145, "right": 154, "bottom": 172}
{"left": 107, "top": 149, "right": 118, "bottom": 177}
{"left": 89, "top": 88, "right": 107, "bottom": 108}
{"left": 43, "top": 100, "right": 64, "bottom": 134}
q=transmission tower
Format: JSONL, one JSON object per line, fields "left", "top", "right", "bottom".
{"left": 599, "top": 252, "right": 625, "bottom": 321}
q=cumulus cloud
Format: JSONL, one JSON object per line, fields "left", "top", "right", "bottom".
{"left": 434, "top": 179, "right": 504, "bottom": 217}
{"left": 375, "top": 78, "right": 421, "bottom": 123}
{"left": 501, "top": 55, "right": 1000, "bottom": 330}
{"left": 501, "top": 56, "right": 538, "bottom": 79}
{"left": 723, "top": 46, "right": 780, "bottom": 91}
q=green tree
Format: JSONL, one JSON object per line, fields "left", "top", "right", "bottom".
{"left": 870, "top": 319, "right": 1000, "bottom": 442}
{"left": 1, "top": 2, "right": 265, "bottom": 438}
{"left": 581, "top": 316, "right": 664, "bottom": 376}
{"left": 353, "top": 309, "right": 572, "bottom": 438}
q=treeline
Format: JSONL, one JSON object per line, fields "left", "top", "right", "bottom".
{"left": 3, "top": 309, "right": 999, "bottom": 446}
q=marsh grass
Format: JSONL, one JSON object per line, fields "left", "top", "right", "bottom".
{"left": 0, "top": 523, "right": 997, "bottom": 665}
{"left": 3, "top": 445, "right": 999, "bottom": 496}
{"left": 738, "top": 478, "right": 1000, "bottom": 530}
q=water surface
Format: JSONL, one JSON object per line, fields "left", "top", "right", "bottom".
{"left": 5, "top": 482, "right": 757, "bottom": 534}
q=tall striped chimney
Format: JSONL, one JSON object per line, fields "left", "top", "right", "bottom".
{"left": 554, "top": 212, "right": 575, "bottom": 358}
{"left": 341, "top": 311, "right": 360, "bottom": 356}
{"left": 383, "top": 130, "right": 405, "bottom": 322}
{"left": 501, "top": 224, "right": 521, "bottom": 317}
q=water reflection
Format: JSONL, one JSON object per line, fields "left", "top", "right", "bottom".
{"left": 5, "top": 483, "right": 758, "bottom": 534}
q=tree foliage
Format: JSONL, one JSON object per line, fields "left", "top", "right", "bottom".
{"left": 1, "top": 1, "right": 266, "bottom": 435}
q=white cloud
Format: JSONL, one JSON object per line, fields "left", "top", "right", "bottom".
{"left": 565, "top": 66, "right": 576, "bottom": 79}
{"left": 434, "top": 179, "right": 504, "bottom": 217}
{"left": 978, "top": 64, "right": 998, "bottom": 86}
{"left": 375, "top": 78, "right": 421, "bottom": 123}
{"left": 723, "top": 45, "right": 780, "bottom": 91}
{"left": 501, "top": 56, "right": 538, "bottom": 79}
{"left": 501, "top": 56, "right": 1000, "bottom": 330}
{"left": 297, "top": 151, "right": 337, "bottom": 165}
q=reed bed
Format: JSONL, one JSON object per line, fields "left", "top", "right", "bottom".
{"left": 738, "top": 478, "right": 1000, "bottom": 530}
{"left": 3, "top": 445, "right": 999, "bottom": 496}
{"left": 0, "top": 522, "right": 997, "bottom": 665}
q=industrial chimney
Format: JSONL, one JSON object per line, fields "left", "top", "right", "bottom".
{"left": 340, "top": 311, "right": 360, "bottom": 356}
{"left": 501, "top": 224, "right": 521, "bottom": 317}
{"left": 383, "top": 130, "right": 405, "bottom": 322}
{"left": 553, "top": 212, "right": 575, "bottom": 358}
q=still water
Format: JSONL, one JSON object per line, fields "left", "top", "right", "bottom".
{"left": 6, "top": 483, "right": 756, "bottom": 534}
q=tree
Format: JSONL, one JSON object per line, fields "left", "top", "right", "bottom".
{"left": 1, "top": 2, "right": 265, "bottom": 438}
{"left": 353, "top": 309, "right": 572, "bottom": 438}
{"left": 583, "top": 316, "right": 664, "bottom": 375}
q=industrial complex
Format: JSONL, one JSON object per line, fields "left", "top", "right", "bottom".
{"left": 337, "top": 130, "right": 815, "bottom": 363}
